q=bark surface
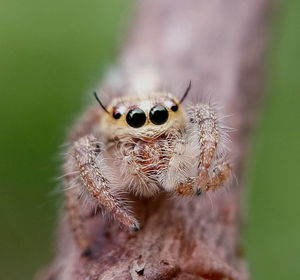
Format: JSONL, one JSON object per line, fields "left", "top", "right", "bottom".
{"left": 39, "top": 0, "right": 270, "bottom": 279}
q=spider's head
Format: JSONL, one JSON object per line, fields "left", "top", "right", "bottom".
{"left": 97, "top": 91, "right": 188, "bottom": 140}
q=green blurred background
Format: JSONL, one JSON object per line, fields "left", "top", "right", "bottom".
{"left": 0, "top": 1, "right": 299, "bottom": 279}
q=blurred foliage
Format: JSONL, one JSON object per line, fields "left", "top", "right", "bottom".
{"left": 0, "top": 0, "right": 299, "bottom": 279}
{"left": 244, "top": 0, "right": 300, "bottom": 279}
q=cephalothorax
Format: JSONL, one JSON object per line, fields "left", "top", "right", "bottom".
{"left": 63, "top": 83, "right": 231, "bottom": 252}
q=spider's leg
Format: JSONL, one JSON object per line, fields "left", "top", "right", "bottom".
{"left": 65, "top": 188, "right": 89, "bottom": 252}
{"left": 171, "top": 104, "right": 231, "bottom": 196}
{"left": 73, "top": 135, "right": 139, "bottom": 230}
{"left": 205, "top": 162, "right": 231, "bottom": 191}
{"left": 188, "top": 103, "right": 232, "bottom": 192}
{"left": 161, "top": 135, "right": 200, "bottom": 195}
{"left": 174, "top": 177, "right": 200, "bottom": 195}
{"left": 64, "top": 135, "right": 139, "bottom": 250}
{"left": 189, "top": 104, "right": 220, "bottom": 188}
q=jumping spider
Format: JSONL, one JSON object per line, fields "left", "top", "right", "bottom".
{"left": 63, "top": 82, "right": 231, "bottom": 251}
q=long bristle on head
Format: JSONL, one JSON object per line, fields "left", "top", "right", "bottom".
{"left": 93, "top": 92, "right": 109, "bottom": 114}
{"left": 180, "top": 80, "right": 192, "bottom": 103}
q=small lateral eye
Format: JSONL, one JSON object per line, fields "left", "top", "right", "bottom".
{"left": 113, "top": 111, "right": 121, "bottom": 119}
{"left": 171, "top": 104, "right": 178, "bottom": 112}
{"left": 150, "top": 105, "right": 169, "bottom": 125}
{"left": 126, "top": 108, "right": 146, "bottom": 128}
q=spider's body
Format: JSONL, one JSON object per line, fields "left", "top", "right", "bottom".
{"left": 100, "top": 92, "right": 191, "bottom": 197}
{"left": 64, "top": 86, "right": 231, "bottom": 250}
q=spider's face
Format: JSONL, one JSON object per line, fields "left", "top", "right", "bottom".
{"left": 100, "top": 92, "right": 186, "bottom": 139}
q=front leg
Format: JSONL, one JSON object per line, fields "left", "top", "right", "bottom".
{"left": 189, "top": 103, "right": 222, "bottom": 188}
{"left": 174, "top": 162, "right": 231, "bottom": 195}
{"left": 167, "top": 104, "right": 231, "bottom": 196}
{"left": 65, "top": 135, "right": 139, "bottom": 249}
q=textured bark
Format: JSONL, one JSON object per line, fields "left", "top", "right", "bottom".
{"left": 39, "top": 0, "right": 270, "bottom": 279}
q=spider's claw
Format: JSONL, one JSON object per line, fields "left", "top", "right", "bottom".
{"left": 196, "top": 188, "right": 203, "bottom": 196}
{"left": 130, "top": 221, "right": 141, "bottom": 232}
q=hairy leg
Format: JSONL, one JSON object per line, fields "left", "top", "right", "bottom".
{"left": 64, "top": 135, "right": 139, "bottom": 249}
{"left": 65, "top": 188, "right": 90, "bottom": 251}
{"left": 63, "top": 152, "right": 89, "bottom": 251}
{"left": 189, "top": 104, "right": 220, "bottom": 188}
{"left": 170, "top": 104, "right": 231, "bottom": 196}
{"left": 205, "top": 162, "right": 231, "bottom": 191}
{"left": 174, "top": 161, "right": 231, "bottom": 195}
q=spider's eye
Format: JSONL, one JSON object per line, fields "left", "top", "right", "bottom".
{"left": 126, "top": 108, "right": 146, "bottom": 128}
{"left": 113, "top": 111, "right": 121, "bottom": 119}
{"left": 171, "top": 104, "right": 178, "bottom": 112}
{"left": 149, "top": 105, "right": 169, "bottom": 125}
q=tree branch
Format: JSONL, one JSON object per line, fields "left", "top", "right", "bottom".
{"left": 39, "top": 0, "right": 270, "bottom": 279}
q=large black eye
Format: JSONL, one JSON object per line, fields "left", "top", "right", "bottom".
{"left": 149, "top": 105, "right": 169, "bottom": 125}
{"left": 126, "top": 108, "right": 146, "bottom": 128}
